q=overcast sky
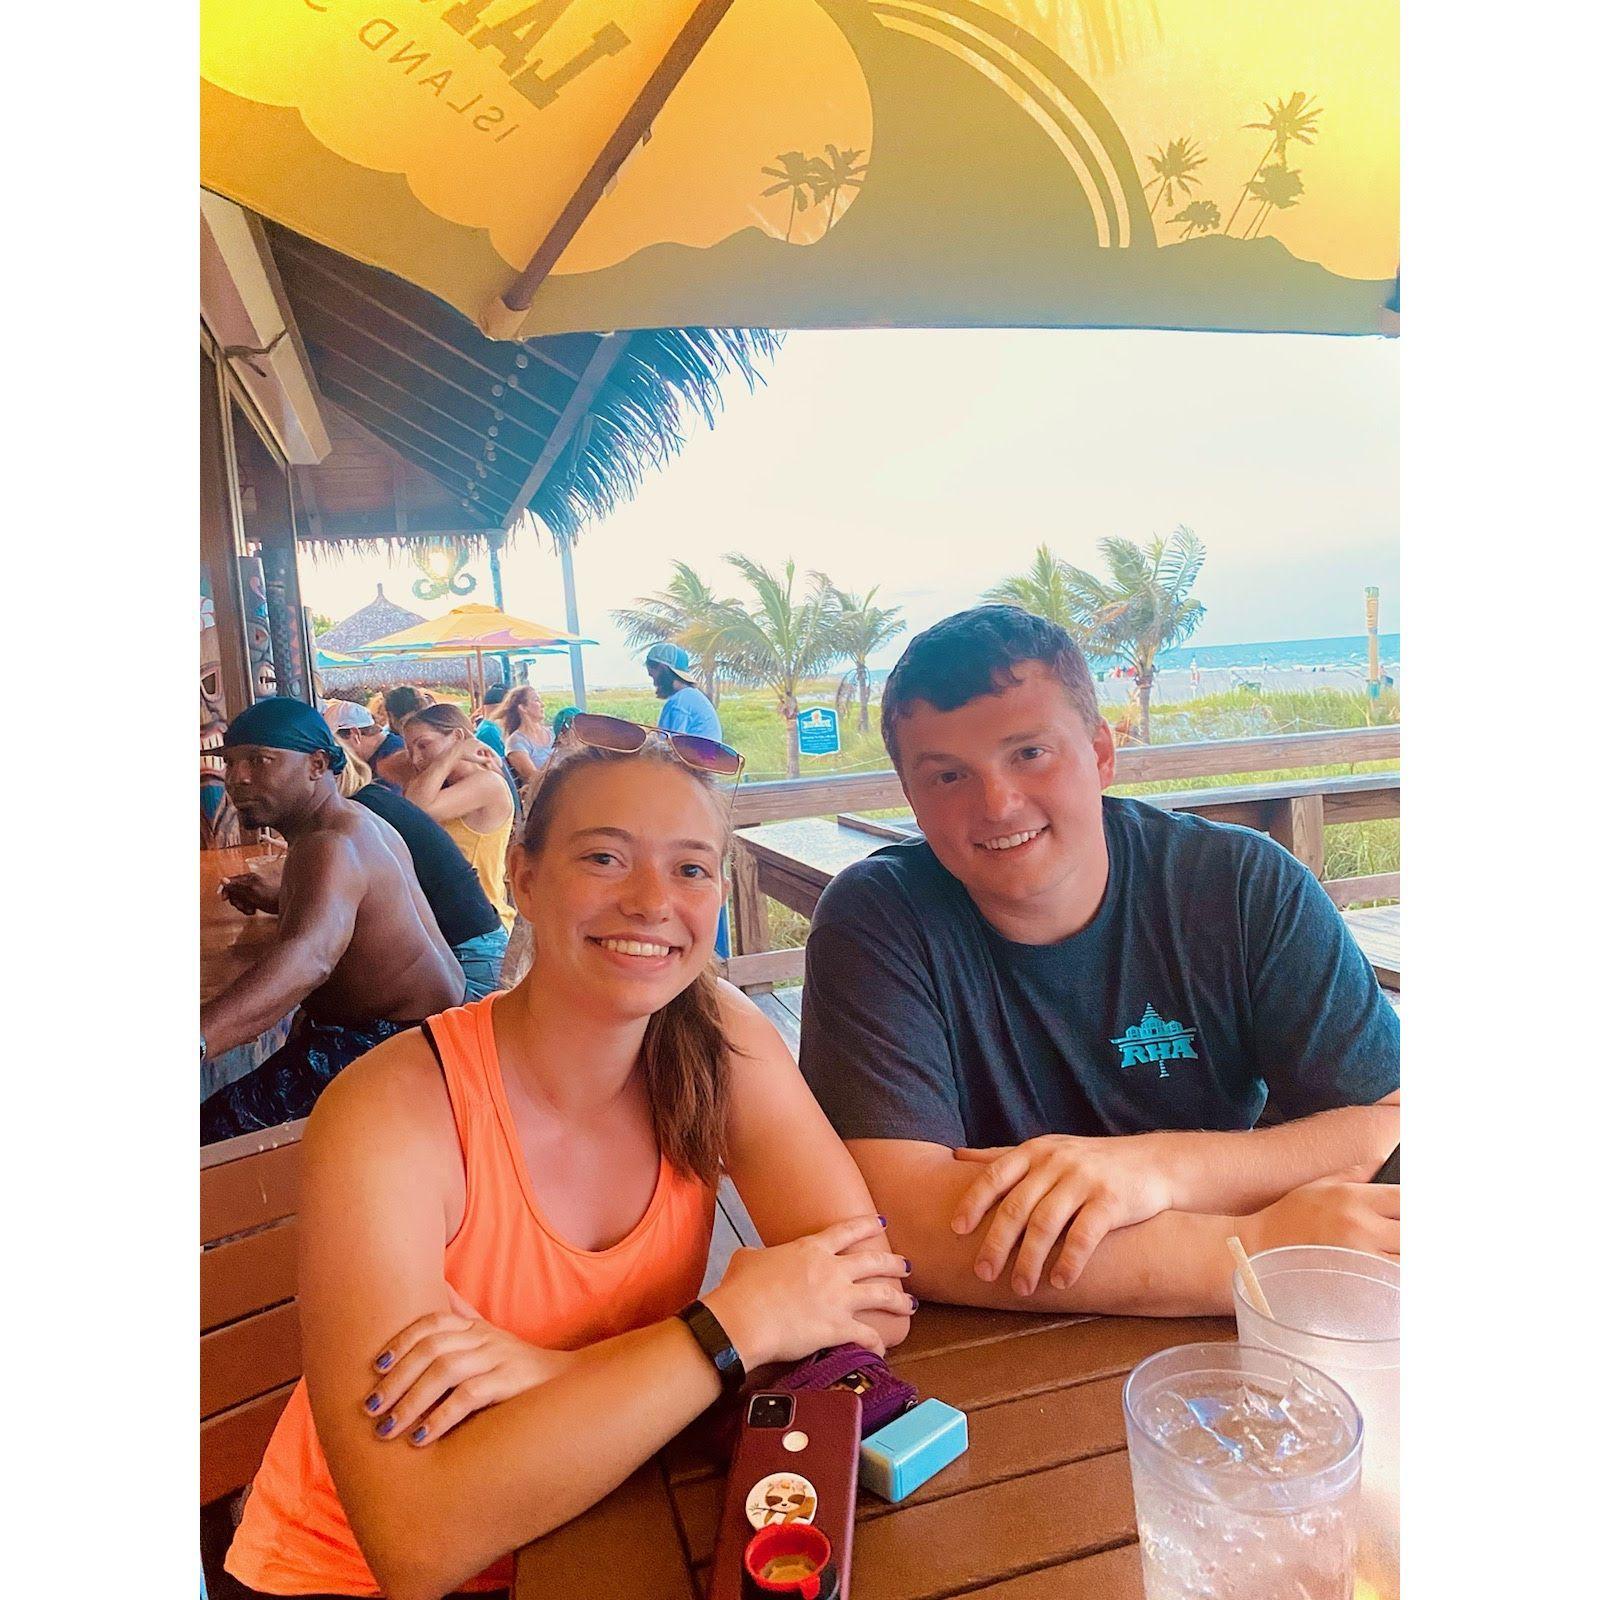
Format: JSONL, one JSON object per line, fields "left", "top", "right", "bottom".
{"left": 298, "top": 327, "right": 1399, "bottom": 689}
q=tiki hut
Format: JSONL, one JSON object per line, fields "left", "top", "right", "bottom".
{"left": 315, "top": 586, "right": 505, "bottom": 697}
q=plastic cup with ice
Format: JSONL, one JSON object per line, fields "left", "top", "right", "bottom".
{"left": 1123, "top": 1343, "right": 1362, "bottom": 1600}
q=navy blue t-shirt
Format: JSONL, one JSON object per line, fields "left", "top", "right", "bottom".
{"left": 799, "top": 797, "right": 1399, "bottom": 1147}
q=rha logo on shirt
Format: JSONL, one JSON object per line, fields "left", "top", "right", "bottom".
{"left": 1110, "top": 1003, "right": 1199, "bottom": 1076}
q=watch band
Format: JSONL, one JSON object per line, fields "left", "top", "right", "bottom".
{"left": 677, "top": 1299, "right": 746, "bottom": 1395}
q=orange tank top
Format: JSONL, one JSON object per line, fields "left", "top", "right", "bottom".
{"left": 225, "top": 995, "right": 716, "bottom": 1596}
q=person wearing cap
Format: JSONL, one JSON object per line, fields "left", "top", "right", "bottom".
{"left": 645, "top": 642, "right": 723, "bottom": 742}
{"left": 199, "top": 698, "right": 467, "bottom": 1144}
{"left": 322, "top": 698, "right": 388, "bottom": 767}
{"left": 644, "top": 646, "right": 732, "bottom": 958}
{"left": 475, "top": 682, "right": 509, "bottom": 757}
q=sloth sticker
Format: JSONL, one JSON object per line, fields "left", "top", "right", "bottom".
{"left": 745, "top": 1471, "right": 819, "bottom": 1529}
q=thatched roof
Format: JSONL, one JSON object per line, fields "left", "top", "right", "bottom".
{"left": 317, "top": 585, "right": 423, "bottom": 651}
{"left": 316, "top": 586, "right": 507, "bottom": 696}
{"left": 258, "top": 223, "right": 781, "bottom": 556}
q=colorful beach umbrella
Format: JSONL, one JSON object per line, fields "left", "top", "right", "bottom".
{"left": 201, "top": 1, "right": 1397, "bottom": 339}
{"left": 358, "top": 603, "right": 594, "bottom": 653}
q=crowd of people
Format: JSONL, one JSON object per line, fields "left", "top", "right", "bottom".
{"left": 199, "top": 609, "right": 1397, "bottom": 1600}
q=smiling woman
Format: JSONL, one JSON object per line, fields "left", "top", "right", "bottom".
{"left": 220, "top": 737, "right": 915, "bottom": 1600}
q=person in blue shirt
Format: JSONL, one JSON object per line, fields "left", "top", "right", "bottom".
{"left": 475, "top": 682, "right": 508, "bottom": 757}
{"left": 645, "top": 643, "right": 723, "bottom": 741}
{"left": 800, "top": 606, "right": 1399, "bottom": 1318}
{"left": 644, "top": 644, "right": 730, "bottom": 955}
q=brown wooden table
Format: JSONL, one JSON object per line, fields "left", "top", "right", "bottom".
{"left": 514, "top": 1303, "right": 1234, "bottom": 1599}
{"left": 201, "top": 846, "right": 294, "bottom": 1097}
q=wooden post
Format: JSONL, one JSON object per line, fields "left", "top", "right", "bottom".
{"left": 728, "top": 838, "right": 771, "bottom": 959}
{"left": 1266, "top": 794, "right": 1327, "bottom": 879}
{"left": 1365, "top": 587, "right": 1382, "bottom": 703}
{"left": 200, "top": 348, "right": 254, "bottom": 721}
{"left": 255, "top": 461, "right": 311, "bottom": 703}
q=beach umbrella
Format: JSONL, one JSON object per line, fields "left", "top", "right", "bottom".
{"left": 201, "top": 1, "right": 1397, "bottom": 340}
{"left": 359, "top": 603, "right": 596, "bottom": 702}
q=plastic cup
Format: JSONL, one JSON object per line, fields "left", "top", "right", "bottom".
{"left": 1123, "top": 1342, "right": 1362, "bottom": 1600}
{"left": 1233, "top": 1247, "right": 1399, "bottom": 1600}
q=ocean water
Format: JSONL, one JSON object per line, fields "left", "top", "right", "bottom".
{"left": 1155, "top": 634, "right": 1400, "bottom": 673}
{"left": 863, "top": 634, "right": 1399, "bottom": 684}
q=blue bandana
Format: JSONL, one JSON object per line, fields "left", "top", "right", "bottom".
{"left": 222, "top": 696, "right": 347, "bottom": 772}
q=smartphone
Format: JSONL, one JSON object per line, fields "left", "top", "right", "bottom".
{"left": 1371, "top": 1143, "right": 1400, "bottom": 1184}
{"left": 707, "top": 1388, "right": 862, "bottom": 1600}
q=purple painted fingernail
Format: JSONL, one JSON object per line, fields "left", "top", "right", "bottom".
{"left": 909, "top": 1296, "right": 919, "bottom": 1311}
{"left": 902, "top": 1258, "right": 912, "bottom": 1273}
{"left": 876, "top": 1215, "right": 887, "bottom": 1227}
{"left": 375, "top": 1351, "right": 393, "bottom": 1371}
{"left": 410, "top": 1425, "right": 428, "bottom": 1444}
{"left": 364, "top": 1393, "right": 381, "bottom": 1413}
{"left": 376, "top": 1416, "right": 396, "bottom": 1437}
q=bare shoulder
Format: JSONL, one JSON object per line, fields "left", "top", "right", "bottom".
{"left": 303, "top": 1025, "right": 457, "bottom": 1173}
{"left": 713, "top": 977, "right": 787, "bottom": 1057}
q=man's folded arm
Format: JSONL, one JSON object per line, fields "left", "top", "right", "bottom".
{"left": 1158, "top": 1093, "right": 1399, "bottom": 1216}
{"left": 851, "top": 1138, "right": 1248, "bottom": 1318}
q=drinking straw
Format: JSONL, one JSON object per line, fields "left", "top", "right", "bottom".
{"left": 1227, "top": 1235, "right": 1274, "bottom": 1318}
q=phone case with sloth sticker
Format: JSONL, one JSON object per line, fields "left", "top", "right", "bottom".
{"left": 707, "top": 1389, "right": 862, "bottom": 1600}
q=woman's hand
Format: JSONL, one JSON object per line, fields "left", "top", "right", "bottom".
{"left": 702, "top": 1215, "right": 914, "bottom": 1368}
{"left": 363, "top": 1289, "right": 573, "bottom": 1446}
{"left": 952, "top": 1133, "right": 1176, "bottom": 1295}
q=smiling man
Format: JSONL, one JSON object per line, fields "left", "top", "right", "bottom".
{"left": 799, "top": 606, "right": 1399, "bottom": 1316}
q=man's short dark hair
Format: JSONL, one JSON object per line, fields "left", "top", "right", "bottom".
{"left": 384, "top": 685, "right": 429, "bottom": 724}
{"left": 879, "top": 605, "right": 1101, "bottom": 766}
{"left": 484, "top": 684, "right": 509, "bottom": 705}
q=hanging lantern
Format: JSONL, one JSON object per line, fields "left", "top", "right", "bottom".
{"left": 411, "top": 543, "right": 477, "bottom": 601}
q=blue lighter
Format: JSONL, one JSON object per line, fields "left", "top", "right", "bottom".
{"left": 858, "top": 1399, "right": 969, "bottom": 1502}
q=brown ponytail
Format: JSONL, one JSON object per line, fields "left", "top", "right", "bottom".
{"left": 520, "top": 742, "right": 737, "bottom": 1185}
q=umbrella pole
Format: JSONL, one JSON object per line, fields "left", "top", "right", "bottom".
{"left": 488, "top": 533, "right": 513, "bottom": 689}
{"left": 559, "top": 536, "right": 588, "bottom": 711}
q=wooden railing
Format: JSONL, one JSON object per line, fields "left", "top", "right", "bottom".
{"left": 729, "top": 725, "right": 1397, "bottom": 828}
{"left": 726, "top": 726, "right": 1399, "bottom": 970}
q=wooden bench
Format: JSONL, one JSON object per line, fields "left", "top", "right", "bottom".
{"left": 201, "top": 1119, "right": 308, "bottom": 1594}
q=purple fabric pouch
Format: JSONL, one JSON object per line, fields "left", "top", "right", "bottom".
{"left": 772, "top": 1345, "right": 918, "bottom": 1434}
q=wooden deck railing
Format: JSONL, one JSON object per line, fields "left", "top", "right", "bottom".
{"left": 727, "top": 725, "right": 1398, "bottom": 964}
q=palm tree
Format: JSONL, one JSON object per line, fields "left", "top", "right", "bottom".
{"left": 760, "top": 152, "right": 817, "bottom": 242}
{"left": 981, "top": 544, "right": 1079, "bottom": 630}
{"left": 1060, "top": 527, "right": 1207, "bottom": 743}
{"left": 1172, "top": 198, "right": 1222, "bottom": 239}
{"left": 1226, "top": 91, "right": 1321, "bottom": 235}
{"left": 811, "top": 144, "right": 869, "bottom": 232}
{"left": 1143, "top": 137, "right": 1206, "bottom": 217}
{"left": 815, "top": 577, "right": 906, "bottom": 734}
{"left": 611, "top": 560, "right": 733, "bottom": 705}
{"left": 1242, "top": 164, "right": 1304, "bottom": 240}
{"left": 717, "top": 556, "right": 845, "bottom": 777}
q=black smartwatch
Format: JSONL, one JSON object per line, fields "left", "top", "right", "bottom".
{"left": 676, "top": 1299, "right": 745, "bottom": 1396}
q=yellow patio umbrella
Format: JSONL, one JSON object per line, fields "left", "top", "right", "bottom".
{"left": 360, "top": 604, "right": 596, "bottom": 702}
{"left": 201, "top": 1, "right": 1397, "bottom": 340}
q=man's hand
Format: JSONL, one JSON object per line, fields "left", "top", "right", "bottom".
{"left": 952, "top": 1133, "right": 1176, "bottom": 1295}
{"left": 1242, "top": 1178, "right": 1399, "bottom": 1260}
{"left": 219, "top": 870, "right": 280, "bottom": 917}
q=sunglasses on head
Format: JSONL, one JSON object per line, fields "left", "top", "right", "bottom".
{"left": 567, "top": 712, "right": 745, "bottom": 782}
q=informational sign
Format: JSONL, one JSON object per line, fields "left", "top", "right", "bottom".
{"left": 797, "top": 705, "right": 841, "bottom": 757}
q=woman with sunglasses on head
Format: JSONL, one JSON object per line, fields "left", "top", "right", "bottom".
{"left": 222, "top": 719, "right": 913, "bottom": 1600}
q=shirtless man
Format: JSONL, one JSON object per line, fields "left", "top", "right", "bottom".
{"left": 200, "top": 697, "right": 465, "bottom": 1144}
